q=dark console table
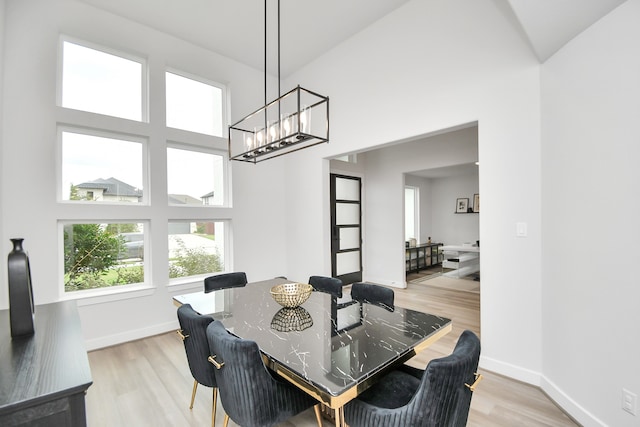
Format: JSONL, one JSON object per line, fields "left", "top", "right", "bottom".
{"left": 0, "top": 301, "right": 92, "bottom": 426}
{"left": 406, "top": 242, "right": 443, "bottom": 274}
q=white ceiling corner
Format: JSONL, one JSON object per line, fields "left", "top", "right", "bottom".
{"left": 507, "top": 0, "right": 627, "bottom": 62}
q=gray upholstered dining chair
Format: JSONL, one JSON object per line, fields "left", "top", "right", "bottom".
{"left": 350, "top": 282, "right": 395, "bottom": 310}
{"left": 206, "top": 321, "right": 323, "bottom": 427}
{"left": 204, "top": 271, "right": 247, "bottom": 293}
{"left": 344, "top": 330, "right": 482, "bottom": 427}
{"left": 176, "top": 304, "right": 221, "bottom": 427}
{"left": 308, "top": 275, "right": 344, "bottom": 298}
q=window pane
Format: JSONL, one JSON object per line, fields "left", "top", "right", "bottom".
{"left": 336, "top": 177, "right": 360, "bottom": 201}
{"left": 336, "top": 251, "right": 360, "bottom": 276}
{"left": 62, "top": 41, "right": 143, "bottom": 121}
{"left": 405, "top": 187, "right": 416, "bottom": 240}
{"left": 64, "top": 222, "right": 145, "bottom": 292}
{"left": 339, "top": 227, "right": 360, "bottom": 250}
{"left": 336, "top": 203, "right": 359, "bottom": 225}
{"left": 167, "top": 147, "right": 224, "bottom": 206}
{"left": 166, "top": 72, "right": 223, "bottom": 136}
{"left": 62, "top": 131, "right": 143, "bottom": 203}
{"left": 168, "top": 221, "right": 225, "bottom": 279}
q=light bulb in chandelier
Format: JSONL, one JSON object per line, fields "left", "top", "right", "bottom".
{"left": 282, "top": 115, "right": 291, "bottom": 135}
{"left": 256, "top": 128, "right": 264, "bottom": 148}
{"left": 269, "top": 122, "right": 279, "bottom": 142}
{"left": 299, "top": 107, "right": 309, "bottom": 134}
{"left": 245, "top": 134, "right": 254, "bottom": 151}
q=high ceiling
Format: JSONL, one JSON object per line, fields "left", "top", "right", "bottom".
{"left": 79, "top": 0, "right": 627, "bottom": 77}
{"left": 77, "top": 0, "right": 627, "bottom": 179}
{"left": 79, "top": 0, "right": 412, "bottom": 77}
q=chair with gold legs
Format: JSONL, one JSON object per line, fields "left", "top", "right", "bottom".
{"left": 206, "top": 320, "right": 323, "bottom": 427}
{"left": 344, "top": 330, "right": 482, "bottom": 427}
{"left": 177, "top": 304, "right": 220, "bottom": 427}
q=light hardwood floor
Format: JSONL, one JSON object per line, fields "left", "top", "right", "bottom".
{"left": 86, "top": 280, "right": 579, "bottom": 426}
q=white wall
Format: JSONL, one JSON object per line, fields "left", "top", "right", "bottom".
{"left": 405, "top": 171, "right": 480, "bottom": 249}
{"left": 0, "top": 0, "right": 289, "bottom": 349}
{"left": 404, "top": 174, "right": 480, "bottom": 245}
{"left": 541, "top": 1, "right": 640, "bottom": 426}
{"left": 281, "top": 0, "right": 544, "bottom": 397}
{"left": 431, "top": 173, "right": 479, "bottom": 245}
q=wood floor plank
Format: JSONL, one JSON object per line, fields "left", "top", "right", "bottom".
{"left": 86, "top": 279, "right": 578, "bottom": 426}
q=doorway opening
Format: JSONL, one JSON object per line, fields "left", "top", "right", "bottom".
{"left": 329, "top": 123, "right": 479, "bottom": 293}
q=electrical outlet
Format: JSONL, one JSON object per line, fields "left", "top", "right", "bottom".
{"left": 622, "top": 389, "right": 637, "bottom": 416}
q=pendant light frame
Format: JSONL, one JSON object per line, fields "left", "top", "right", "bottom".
{"left": 228, "top": 0, "right": 329, "bottom": 163}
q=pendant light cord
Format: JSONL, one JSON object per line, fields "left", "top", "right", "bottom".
{"left": 263, "top": 0, "right": 282, "bottom": 124}
{"left": 277, "top": 0, "right": 281, "bottom": 98}
{"left": 264, "top": 0, "right": 267, "bottom": 107}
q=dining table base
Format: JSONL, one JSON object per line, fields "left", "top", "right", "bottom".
{"left": 320, "top": 405, "right": 345, "bottom": 427}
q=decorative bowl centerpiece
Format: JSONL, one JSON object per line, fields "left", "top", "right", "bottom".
{"left": 270, "top": 283, "right": 313, "bottom": 308}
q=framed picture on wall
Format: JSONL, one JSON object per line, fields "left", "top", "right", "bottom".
{"left": 473, "top": 194, "right": 480, "bottom": 212}
{"left": 456, "top": 198, "right": 469, "bottom": 213}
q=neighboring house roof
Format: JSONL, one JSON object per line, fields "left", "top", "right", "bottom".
{"left": 201, "top": 191, "right": 214, "bottom": 198}
{"left": 169, "top": 194, "right": 203, "bottom": 205}
{"left": 76, "top": 177, "right": 142, "bottom": 197}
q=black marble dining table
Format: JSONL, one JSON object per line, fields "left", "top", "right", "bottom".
{"left": 173, "top": 277, "right": 452, "bottom": 426}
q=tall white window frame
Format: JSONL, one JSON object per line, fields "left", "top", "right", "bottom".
{"left": 56, "top": 36, "right": 233, "bottom": 302}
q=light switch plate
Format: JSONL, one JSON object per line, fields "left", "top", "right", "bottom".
{"left": 516, "top": 222, "right": 528, "bottom": 237}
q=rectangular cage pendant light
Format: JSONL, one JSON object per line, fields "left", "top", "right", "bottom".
{"left": 228, "top": 0, "right": 329, "bottom": 163}
{"left": 228, "top": 85, "right": 329, "bottom": 163}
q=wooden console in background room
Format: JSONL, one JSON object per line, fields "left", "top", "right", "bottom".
{"left": 441, "top": 244, "right": 480, "bottom": 279}
{"left": 0, "top": 301, "right": 92, "bottom": 426}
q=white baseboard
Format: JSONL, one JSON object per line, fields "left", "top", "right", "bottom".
{"left": 479, "top": 355, "right": 542, "bottom": 386}
{"left": 481, "top": 355, "right": 606, "bottom": 427}
{"left": 540, "top": 375, "right": 607, "bottom": 427}
{"left": 84, "top": 320, "right": 178, "bottom": 351}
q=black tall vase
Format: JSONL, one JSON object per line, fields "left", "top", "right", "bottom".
{"left": 7, "top": 238, "right": 35, "bottom": 337}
